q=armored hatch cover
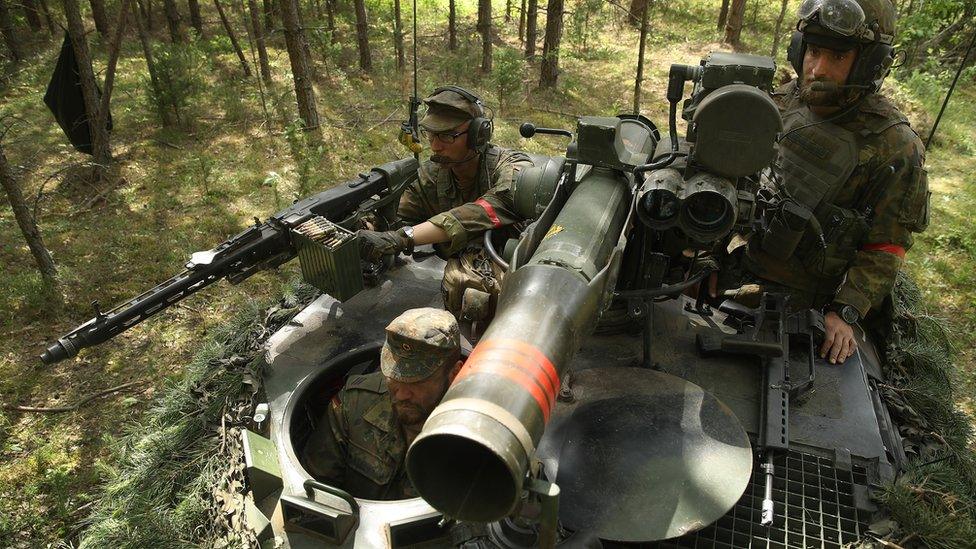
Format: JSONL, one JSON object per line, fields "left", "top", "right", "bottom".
{"left": 536, "top": 367, "right": 753, "bottom": 542}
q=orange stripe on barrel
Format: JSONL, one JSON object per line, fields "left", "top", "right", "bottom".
{"left": 457, "top": 339, "right": 560, "bottom": 422}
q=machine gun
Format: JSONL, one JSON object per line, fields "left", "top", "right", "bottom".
{"left": 40, "top": 157, "right": 419, "bottom": 365}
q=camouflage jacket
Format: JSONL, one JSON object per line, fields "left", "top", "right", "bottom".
{"left": 301, "top": 372, "right": 415, "bottom": 500}
{"left": 398, "top": 145, "right": 533, "bottom": 256}
{"left": 744, "top": 80, "right": 929, "bottom": 318}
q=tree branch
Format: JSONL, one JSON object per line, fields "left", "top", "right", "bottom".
{"left": 4, "top": 381, "right": 145, "bottom": 414}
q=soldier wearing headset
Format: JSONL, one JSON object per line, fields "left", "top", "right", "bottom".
{"left": 710, "top": 0, "right": 929, "bottom": 364}
{"left": 358, "top": 86, "right": 533, "bottom": 317}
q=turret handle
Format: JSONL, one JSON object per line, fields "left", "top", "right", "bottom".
{"left": 304, "top": 479, "right": 360, "bottom": 515}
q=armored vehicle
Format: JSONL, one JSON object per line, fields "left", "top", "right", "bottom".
{"left": 45, "top": 53, "right": 906, "bottom": 548}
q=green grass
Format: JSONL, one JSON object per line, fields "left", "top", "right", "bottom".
{"left": 0, "top": 0, "right": 974, "bottom": 547}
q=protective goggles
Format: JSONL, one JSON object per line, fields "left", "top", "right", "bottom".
{"left": 797, "top": 0, "right": 892, "bottom": 44}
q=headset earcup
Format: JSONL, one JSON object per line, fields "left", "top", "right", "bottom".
{"left": 468, "top": 117, "right": 490, "bottom": 152}
{"left": 787, "top": 31, "right": 804, "bottom": 77}
{"left": 850, "top": 44, "right": 895, "bottom": 91}
{"left": 482, "top": 118, "right": 493, "bottom": 148}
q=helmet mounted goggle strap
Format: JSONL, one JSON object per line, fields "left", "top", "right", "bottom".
{"left": 797, "top": 0, "right": 893, "bottom": 46}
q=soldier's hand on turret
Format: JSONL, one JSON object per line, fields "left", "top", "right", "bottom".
{"left": 357, "top": 228, "right": 413, "bottom": 261}
{"left": 820, "top": 312, "right": 856, "bottom": 365}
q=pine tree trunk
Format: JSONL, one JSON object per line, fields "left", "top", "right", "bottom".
{"left": 393, "top": 0, "right": 404, "bottom": 71}
{"left": 628, "top": 0, "right": 645, "bottom": 26}
{"left": 633, "top": 0, "right": 650, "bottom": 114}
{"left": 505, "top": 0, "right": 511, "bottom": 22}
{"left": 478, "top": 0, "right": 491, "bottom": 72}
{"left": 0, "top": 143, "right": 60, "bottom": 291}
{"left": 263, "top": 0, "right": 275, "bottom": 32}
{"left": 62, "top": 0, "right": 113, "bottom": 176}
{"left": 279, "top": 0, "right": 321, "bottom": 140}
{"left": 539, "top": 0, "right": 563, "bottom": 88}
{"left": 448, "top": 0, "right": 456, "bottom": 50}
{"left": 138, "top": 0, "right": 154, "bottom": 30}
{"left": 296, "top": 2, "right": 316, "bottom": 80}
{"left": 717, "top": 0, "right": 730, "bottom": 31}
{"left": 214, "top": 0, "right": 251, "bottom": 75}
{"left": 247, "top": 0, "right": 272, "bottom": 83}
{"left": 163, "top": 0, "right": 186, "bottom": 41}
{"left": 38, "top": 0, "right": 56, "bottom": 35}
{"left": 518, "top": 0, "right": 526, "bottom": 43}
{"left": 724, "top": 0, "right": 746, "bottom": 48}
{"left": 134, "top": 0, "right": 178, "bottom": 126}
{"left": 97, "top": 0, "right": 129, "bottom": 145}
{"left": 324, "top": 0, "right": 334, "bottom": 36}
{"left": 771, "top": 0, "right": 788, "bottom": 57}
{"left": 353, "top": 0, "right": 371, "bottom": 71}
{"left": 525, "top": 0, "right": 537, "bottom": 59}
{"left": 21, "top": 0, "right": 43, "bottom": 32}
{"left": 0, "top": 0, "right": 23, "bottom": 61}
{"left": 90, "top": 0, "right": 112, "bottom": 36}
{"left": 187, "top": 0, "right": 204, "bottom": 35}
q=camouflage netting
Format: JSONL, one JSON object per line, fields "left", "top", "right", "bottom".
{"left": 77, "top": 281, "right": 319, "bottom": 549}
{"left": 869, "top": 272, "right": 976, "bottom": 549}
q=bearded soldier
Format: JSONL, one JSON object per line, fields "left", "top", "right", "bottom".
{"left": 716, "top": 0, "right": 929, "bottom": 364}
{"left": 357, "top": 86, "right": 534, "bottom": 317}
{"left": 301, "top": 308, "right": 463, "bottom": 500}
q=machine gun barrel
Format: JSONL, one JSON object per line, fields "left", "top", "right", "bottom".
{"left": 407, "top": 167, "right": 633, "bottom": 522}
{"left": 41, "top": 158, "right": 419, "bottom": 365}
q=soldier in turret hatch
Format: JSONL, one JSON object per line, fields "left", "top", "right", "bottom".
{"left": 301, "top": 308, "right": 463, "bottom": 500}
{"left": 710, "top": 0, "right": 929, "bottom": 364}
{"left": 356, "top": 86, "right": 534, "bottom": 318}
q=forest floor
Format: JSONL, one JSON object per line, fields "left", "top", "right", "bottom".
{"left": 0, "top": 0, "right": 973, "bottom": 546}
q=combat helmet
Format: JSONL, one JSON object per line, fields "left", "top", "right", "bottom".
{"left": 787, "top": 0, "right": 897, "bottom": 93}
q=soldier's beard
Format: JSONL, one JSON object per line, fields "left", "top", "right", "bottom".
{"left": 391, "top": 375, "right": 451, "bottom": 427}
{"left": 430, "top": 151, "right": 477, "bottom": 165}
{"left": 798, "top": 78, "right": 845, "bottom": 107}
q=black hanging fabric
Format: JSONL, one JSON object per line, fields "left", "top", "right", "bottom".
{"left": 43, "top": 34, "right": 113, "bottom": 156}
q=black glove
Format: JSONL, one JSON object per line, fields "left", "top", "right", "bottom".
{"left": 357, "top": 228, "right": 413, "bottom": 261}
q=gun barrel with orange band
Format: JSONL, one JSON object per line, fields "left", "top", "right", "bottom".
{"left": 406, "top": 167, "right": 634, "bottom": 522}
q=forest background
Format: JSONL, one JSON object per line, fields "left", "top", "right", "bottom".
{"left": 0, "top": 0, "right": 973, "bottom": 546}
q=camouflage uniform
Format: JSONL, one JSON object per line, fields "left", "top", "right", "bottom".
{"left": 302, "top": 372, "right": 414, "bottom": 500}
{"left": 301, "top": 308, "right": 460, "bottom": 500}
{"left": 737, "top": 80, "right": 929, "bottom": 318}
{"left": 398, "top": 145, "right": 533, "bottom": 315}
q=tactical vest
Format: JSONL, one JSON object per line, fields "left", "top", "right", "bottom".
{"left": 748, "top": 94, "right": 910, "bottom": 300}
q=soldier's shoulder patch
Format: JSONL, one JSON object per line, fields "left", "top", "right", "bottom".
{"left": 344, "top": 372, "right": 388, "bottom": 394}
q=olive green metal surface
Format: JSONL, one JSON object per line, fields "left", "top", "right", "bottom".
{"left": 536, "top": 367, "right": 752, "bottom": 542}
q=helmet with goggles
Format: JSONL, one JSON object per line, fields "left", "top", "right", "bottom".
{"left": 787, "top": 0, "right": 897, "bottom": 93}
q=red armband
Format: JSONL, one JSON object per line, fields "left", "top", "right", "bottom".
{"left": 475, "top": 198, "right": 502, "bottom": 228}
{"left": 861, "top": 243, "right": 906, "bottom": 258}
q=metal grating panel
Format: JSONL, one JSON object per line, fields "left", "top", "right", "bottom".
{"left": 648, "top": 451, "right": 871, "bottom": 549}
